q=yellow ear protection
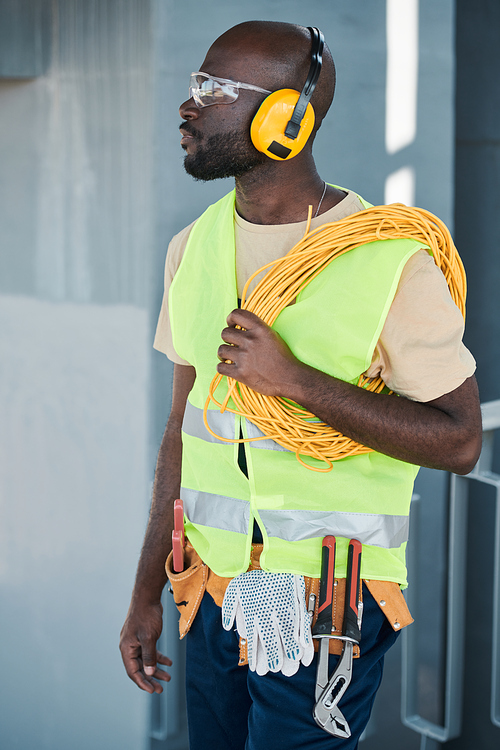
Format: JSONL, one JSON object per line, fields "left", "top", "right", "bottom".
{"left": 250, "top": 26, "right": 325, "bottom": 161}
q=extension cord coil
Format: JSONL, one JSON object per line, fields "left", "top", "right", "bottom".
{"left": 204, "top": 203, "right": 466, "bottom": 472}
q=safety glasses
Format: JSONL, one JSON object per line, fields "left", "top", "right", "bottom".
{"left": 189, "top": 71, "right": 271, "bottom": 108}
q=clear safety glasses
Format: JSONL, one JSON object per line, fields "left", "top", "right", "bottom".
{"left": 189, "top": 71, "right": 271, "bottom": 108}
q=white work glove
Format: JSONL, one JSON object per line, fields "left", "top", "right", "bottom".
{"left": 222, "top": 570, "right": 314, "bottom": 677}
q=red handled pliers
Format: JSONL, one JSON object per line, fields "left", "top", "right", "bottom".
{"left": 312, "top": 538, "right": 363, "bottom": 738}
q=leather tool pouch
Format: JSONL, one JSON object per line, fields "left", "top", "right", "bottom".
{"left": 165, "top": 541, "right": 208, "bottom": 639}
{"left": 165, "top": 542, "right": 411, "bottom": 656}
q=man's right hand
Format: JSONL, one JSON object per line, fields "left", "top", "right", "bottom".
{"left": 120, "top": 365, "right": 195, "bottom": 693}
{"left": 119, "top": 601, "right": 172, "bottom": 694}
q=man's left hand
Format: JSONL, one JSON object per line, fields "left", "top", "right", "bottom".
{"left": 216, "top": 310, "right": 482, "bottom": 476}
{"left": 217, "top": 309, "right": 306, "bottom": 397}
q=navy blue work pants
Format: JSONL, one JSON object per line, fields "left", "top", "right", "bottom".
{"left": 185, "top": 583, "right": 399, "bottom": 750}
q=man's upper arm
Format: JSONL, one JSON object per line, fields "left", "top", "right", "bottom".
{"left": 154, "top": 222, "right": 196, "bottom": 364}
{"left": 169, "top": 364, "right": 196, "bottom": 428}
{"left": 367, "top": 251, "right": 476, "bottom": 402}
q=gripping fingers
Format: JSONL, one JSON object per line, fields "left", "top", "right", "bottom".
{"left": 220, "top": 325, "right": 246, "bottom": 346}
{"left": 217, "top": 344, "right": 238, "bottom": 364}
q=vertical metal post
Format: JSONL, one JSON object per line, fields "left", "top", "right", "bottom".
{"left": 469, "top": 400, "right": 500, "bottom": 728}
{"left": 492, "top": 480, "right": 500, "bottom": 728}
{"left": 401, "top": 479, "right": 467, "bottom": 742}
{"left": 420, "top": 736, "right": 442, "bottom": 750}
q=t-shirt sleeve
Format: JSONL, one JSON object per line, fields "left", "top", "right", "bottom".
{"left": 365, "top": 249, "right": 476, "bottom": 402}
{"left": 153, "top": 221, "right": 196, "bottom": 365}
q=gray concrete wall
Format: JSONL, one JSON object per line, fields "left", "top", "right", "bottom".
{"left": 0, "top": 2, "right": 154, "bottom": 748}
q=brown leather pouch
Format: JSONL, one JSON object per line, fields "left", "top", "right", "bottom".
{"left": 364, "top": 579, "right": 413, "bottom": 631}
{"left": 165, "top": 541, "right": 207, "bottom": 639}
{"left": 165, "top": 541, "right": 411, "bottom": 653}
{"left": 165, "top": 543, "right": 260, "bottom": 638}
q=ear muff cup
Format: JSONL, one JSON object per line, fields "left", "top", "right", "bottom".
{"left": 250, "top": 89, "right": 315, "bottom": 161}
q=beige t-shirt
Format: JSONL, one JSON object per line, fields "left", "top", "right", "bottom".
{"left": 154, "top": 190, "right": 475, "bottom": 402}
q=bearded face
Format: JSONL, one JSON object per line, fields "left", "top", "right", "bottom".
{"left": 181, "top": 123, "right": 267, "bottom": 181}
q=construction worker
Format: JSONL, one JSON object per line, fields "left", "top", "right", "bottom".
{"left": 120, "top": 21, "right": 482, "bottom": 749}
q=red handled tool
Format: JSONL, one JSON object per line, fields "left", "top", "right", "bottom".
{"left": 313, "top": 538, "right": 363, "bottom": 738}
{"left": 312, "top": 537, "right": 342, "bottom": 729}
{"left": 172, "top": 498, "right": 185, "bottom": 572}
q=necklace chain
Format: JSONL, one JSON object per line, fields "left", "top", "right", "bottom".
{"left": 314, "top": 181, "right": 327, "bottom": 218}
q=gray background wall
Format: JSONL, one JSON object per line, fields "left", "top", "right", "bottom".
{"left": 0, "top": 1, "right": 497, "bottom": 749}
{"left": 0, "top": 2, "right": 154, "bottom": 748}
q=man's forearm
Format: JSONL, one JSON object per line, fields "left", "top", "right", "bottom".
{"left": 129, "top": 364, "right": 194, "bottom": 607}
{"left": 130, "top": 419, "right": 182, "bottom": 605}
{"left": 284, "top": 365, "right": 482, "bottom": 474}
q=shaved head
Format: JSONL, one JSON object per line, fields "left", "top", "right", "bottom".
{"left": 207, "top": 21, "right": 336, "bottom": 131}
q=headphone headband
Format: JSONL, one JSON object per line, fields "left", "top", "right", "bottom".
{"left": 284, "top": 27, "right": 325, "bottom": 140}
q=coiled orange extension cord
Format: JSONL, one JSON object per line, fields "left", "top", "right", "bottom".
{"left": 203, "top": 203, "right": 467, "bottom": 472}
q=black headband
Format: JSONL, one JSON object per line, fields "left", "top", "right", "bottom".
{"left": 284, "top": 26, "right": 325, "bottom": 140}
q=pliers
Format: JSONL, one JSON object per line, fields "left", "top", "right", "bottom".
{"left": 312, "top": 537, "right": 363, "bottom": 738}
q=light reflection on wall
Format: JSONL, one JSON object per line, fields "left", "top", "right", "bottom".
{"left": 385, "top": 0, "right": 419, "bottom": 205}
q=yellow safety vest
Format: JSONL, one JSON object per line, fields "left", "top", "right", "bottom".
{"left": 169, "top": 189, "right": 428, "bottom": 585}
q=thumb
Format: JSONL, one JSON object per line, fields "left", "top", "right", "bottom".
{"left": 142, "top": 645, "right": 158, "bottom": 676}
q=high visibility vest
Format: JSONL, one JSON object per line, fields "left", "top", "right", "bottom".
{"left": 169, "top": 188, "right": 427, "bottom": 585}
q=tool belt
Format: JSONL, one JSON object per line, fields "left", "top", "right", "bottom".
{"left": 165, "top": 540, "right": 412, "bottom": 662}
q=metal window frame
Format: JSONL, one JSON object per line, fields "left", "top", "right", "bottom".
{"left": 401, "top": 399, "right": 500, "bottom": 747}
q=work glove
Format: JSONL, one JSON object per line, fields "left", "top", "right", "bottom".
{"left": 221, "top": 570, "right": 314, "bottom": 676}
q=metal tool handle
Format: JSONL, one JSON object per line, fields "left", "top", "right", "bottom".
{"left": 343, "top": 539, "right": 362, "bottom": 643}
{"left": 313, "top": 536, "right": 336, "bottom": 637}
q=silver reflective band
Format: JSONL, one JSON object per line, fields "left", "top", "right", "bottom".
{"left": 181, "top": 487, "right": 409, "bottom": 549}
{"left": 244, "top": 419, "right": 290, "bottom": 452}
{"left": 181, "top": 487, "right": 250, "bottom": 534}
{"left": 182, "top": 401, "right": 289, "bottom": 451}
{"left": 259, "top": 508, "right": 409, "bottom": 549}
{"left": 182, "top": 401, "right": 236, "bottom": 443}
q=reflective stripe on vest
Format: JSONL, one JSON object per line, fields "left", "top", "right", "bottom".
{"left": 182, "top": 400, "right": 290, "bottom": 452}
{"left": 180, "top": 486, "right": 409, "bottom": 549}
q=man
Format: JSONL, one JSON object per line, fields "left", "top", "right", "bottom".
{"left": 120, "top": 21, "right": 482, "bottom": 749}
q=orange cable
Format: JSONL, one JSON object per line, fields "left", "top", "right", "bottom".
{"left": 203, "top": 203, "right": 466, "bottom": 471}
